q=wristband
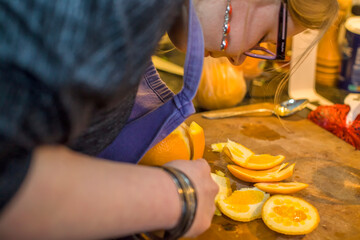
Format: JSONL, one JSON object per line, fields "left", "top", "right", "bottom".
{"left": 133, "top": 166, "right": 197, "bottom": 240}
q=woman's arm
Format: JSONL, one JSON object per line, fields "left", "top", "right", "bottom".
{"left": 0, "top": 145, "right": 217, "bottom": 239}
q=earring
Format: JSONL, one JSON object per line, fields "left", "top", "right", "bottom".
{"left": 220, "top": 0, "right": 232, "bottom": 51}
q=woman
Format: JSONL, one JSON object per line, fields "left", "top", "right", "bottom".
{"left": 0, "top": 0, "right": 338, "bottom": 239}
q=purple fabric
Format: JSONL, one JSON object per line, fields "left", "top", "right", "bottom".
{"left": 126, "top": 63, "right": 174, "bottom": 123}
{"left": 98, "top": 0, "right": 204, "bottom": 163}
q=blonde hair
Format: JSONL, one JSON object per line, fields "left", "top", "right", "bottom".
{"left": 274, "top": 0, "right": 339, "bottom": 105}
{"left": 288, "top": 0, "right": 339, "bottom": 30}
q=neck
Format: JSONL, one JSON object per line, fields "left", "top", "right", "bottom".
{"left": 168, "top": 0, "right": 190, "bottom": 52}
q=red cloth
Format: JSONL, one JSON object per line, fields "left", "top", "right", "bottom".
{"left": 308, "top": 104, "right": 360, "bottom": 150}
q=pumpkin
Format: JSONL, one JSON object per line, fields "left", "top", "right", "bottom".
{"left": 195, "top": 57, "right": 247, "bottom": 110}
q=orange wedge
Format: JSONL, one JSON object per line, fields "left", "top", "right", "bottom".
{"left": 262, "top": 195, "right": 320, "bottom": 235}
{"left": 188, "top": 121, "right": 205, "bottom": 160}
{"left": 254, "top": 182, "right": 309, "bottom": 194}
{"left": 227, "top": 163, "right": 295, "bottom": 183}
{"left": 223, "top": 139, "right": 254, "bottom": 165}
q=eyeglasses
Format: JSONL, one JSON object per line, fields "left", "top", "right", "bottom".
{"left": 244, "top": 0, "right": 288, "bottom": 60}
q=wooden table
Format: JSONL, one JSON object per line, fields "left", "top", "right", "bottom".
{"left": 183, "top": 103, "right": 360, "bottom": 240}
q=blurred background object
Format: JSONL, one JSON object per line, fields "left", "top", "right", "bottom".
{"left": 316, "top": 0, "right": 352, "bottom": 87}
{"left": 241, "top": 53, "right": 264, "bottom": 79}
{"left": 153, "top": 34, "right": 186, "bottom": 94}
{"left": 289, "top": 29, "right": 335, "bottom": 109}
{"left": 244, "top": 42, "right": 291, "bottom": 100}
{"left": 308, "top": 102, "right": 360, "bottom": 149}
{"left": 345, "top": 93, "right": 360, "bottom": 124}
{"left": 339, "top": 16, "right": 360, "bottom": 92}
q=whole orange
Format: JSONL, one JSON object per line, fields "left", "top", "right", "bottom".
{"left": 195, "top": 57, "right": 247, "bottom": 110}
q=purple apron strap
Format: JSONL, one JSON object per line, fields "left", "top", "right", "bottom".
{"left": 98, "top": 0, "right": 204, "bottom": 163}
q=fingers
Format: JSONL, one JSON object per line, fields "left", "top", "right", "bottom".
{"left": 193, "top": 158, "right": 211, "bottom": 172}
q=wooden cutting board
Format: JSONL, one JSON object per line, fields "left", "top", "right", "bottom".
{"left": 183, "top": 103, "right": 360, "bottom": 240}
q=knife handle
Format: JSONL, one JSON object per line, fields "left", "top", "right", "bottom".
{"left": 201, "top": 108, "right": 273, "bottom": 119}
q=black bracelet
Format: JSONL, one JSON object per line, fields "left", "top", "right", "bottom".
{"left": 133, "top": 166, "right": 197, "bottom": 240}
{"left": 162, "top": 166, "right": 197, "bottom": 240}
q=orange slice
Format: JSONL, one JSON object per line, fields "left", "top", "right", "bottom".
{"left": 254, "top": 182, "right": 309, "bottom": 194}
{"left": 262, "top": 195, "right": 320, "bottom": 235}
{"left": 222, "top": 139, "right": 254, "bottom": 165}
{"left": 227, "top": 163, "right": 295, "bottom": 183}
{"left": 189, "top": 121, "right": 205, "bottom": 160}
{"left": 218, "top": 187, "right": 270, "bottom": 222}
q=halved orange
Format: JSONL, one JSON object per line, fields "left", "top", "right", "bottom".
{"left": 139, "top": 121, "right": 205, "bottom": 166}
{"left": 139, "top": 123, "right": 190, "bottom": 166}
{"left": 262, "top": 195, "right": 320, "bottom": 235}
{"left": 188, "top": 121, "right": 205, "bottom": 160}
{"left": 227, "top": 163, "right": 295, "bottom": 183}
{"left": 254, "top": 182, "right": 309, "bottom": 194}
{"left": 217, "top": 187, "right": 270, "bottom": 222}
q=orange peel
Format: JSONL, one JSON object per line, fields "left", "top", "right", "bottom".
{"left": 222, "top": 140, "right": 254, "bottom": 165}
{"left": 262, "top": 195, "right": 320, "bottom": 235}
{"left": 188, "top": 121, "right": 205, "bottom": 160}
{"left": 211, "top": 142, "right": 227, "bottom": 152}
{"left": 227, "top": 163, "right": 295, "bottom": 183}
{"left": 254, "top": 182, "right": 309, "bottom": 194}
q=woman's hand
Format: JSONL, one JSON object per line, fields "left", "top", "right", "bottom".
{"left": 165, "top": 159, "right": 219, "bottom": 238}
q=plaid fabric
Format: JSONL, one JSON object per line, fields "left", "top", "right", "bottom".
{"left": 0, "top": 0, "right": 182, "bottom": 210}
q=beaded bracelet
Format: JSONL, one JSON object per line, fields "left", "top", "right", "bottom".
{"left": 133, "top": 166, "right": 197, "bottom": 240}
{"left": 220, "top": 0, "right": 232, "bottom": 51}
